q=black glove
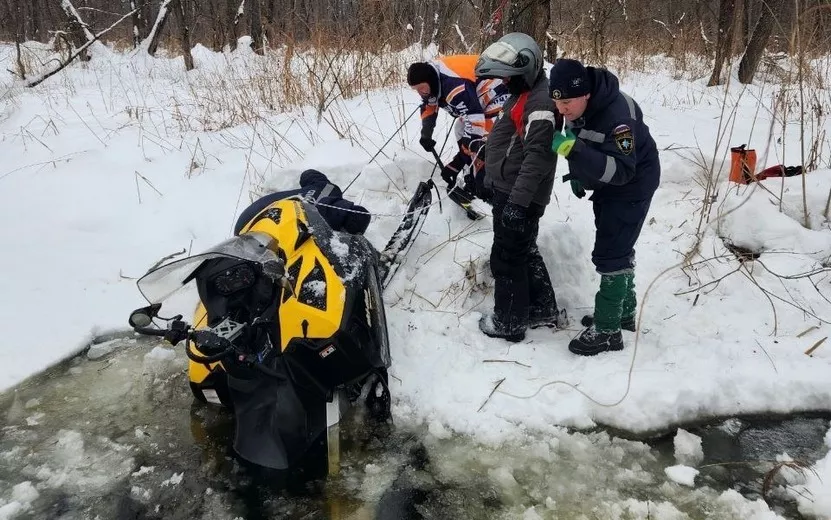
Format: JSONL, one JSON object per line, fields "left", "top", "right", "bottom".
{"left": 501, "top": 202, "right": 527, "bottom": 232}
{"left": 570, "top": 179, "right": 586, "bottom": 199}
{"left": 441, "top": 164, "right": 460, "bottom": 185}
{"left": 419, "top": 136, "right": 436, "bottom": 153}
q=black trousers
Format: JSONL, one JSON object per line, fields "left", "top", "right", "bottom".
{"left": 592, "top": 199, "right": 651, "bottom": 274}
{"left": 490, "top": 191, "right": 557, "bottom": 331}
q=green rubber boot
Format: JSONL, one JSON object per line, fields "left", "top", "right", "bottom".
{"left": 620, "top": 271, "right": 637, "bottom": 330}
{"left": 569, "top": 273, "right": 627, "bottom": 356}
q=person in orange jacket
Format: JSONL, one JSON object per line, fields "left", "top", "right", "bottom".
{"left": 407, "top": 55, "right": 509, "bottom": 201}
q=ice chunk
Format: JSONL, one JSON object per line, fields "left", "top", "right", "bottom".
{"left": 131, "top": 466, "right": 155, "bottom": 477}
{"left": 427, "top": 420, "right": 452, "bottom": 440}
{"left": 161, "top": 472, "right": 184, "bottom": 487}
{"left": 665, "top": 465, "right": 699, "bottom": 487}
{"left": 87, "top": 339, "right": 121, "bottom": 360}
{"left": 144, "top": 346, "right": 176, "bottom": 362}
{"left": 673, "top": 429, "right": 703, "bottom": 465}
{"left": 11, "top": 482, "right": 38, "bottom": 505}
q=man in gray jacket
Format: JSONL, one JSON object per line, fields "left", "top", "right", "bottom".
{"left": 474, "top": 33, "right": 566, "bottom": 342}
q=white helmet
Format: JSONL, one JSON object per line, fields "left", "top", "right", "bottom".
{"left": 475, "top": 32, "right": 543, "bottom": 87}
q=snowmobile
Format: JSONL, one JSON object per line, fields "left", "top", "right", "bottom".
{"left": 127, "top": 194, "right": 414, "bottom": 475}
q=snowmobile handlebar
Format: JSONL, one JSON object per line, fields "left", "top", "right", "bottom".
{"left": 129, "top": 304, "right": 236, "bottom": 363}
{"left": 128, "top": 305, "right": 285, "bottom": 378}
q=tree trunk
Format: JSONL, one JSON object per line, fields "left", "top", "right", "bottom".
{"left": 708, "top": 0, "right": 737, "bottom": 85}
{"left": 60, "top": 0, "right": 93, "bottom": 61}
{"left": 478, "top": 0, "right": 503, "bottom": 49}
{"left": 173, "top": 0, "right": 195, "bottom": 70}
{"left": 144, "top": 0, "right": 174, "bottom": 56}
{"left": 226, "top": 0, "right": 239, "bottom": 50}
{"left": 249, "top": 0, "right": 264, "bottom": 53}
{"left": 130, "top": 0, "right": 145, "bottom": 48}
{"left": 13, "top": 2, "right": 26, "bottom": 78}
{"left": 511, "top": 0, "right": 549, "bottom": 45}
{"left": 30, "top": 0, "right": 41, "bottom": 41}
{"left": 738, "top": 0, "right": 791, "bottom": 83}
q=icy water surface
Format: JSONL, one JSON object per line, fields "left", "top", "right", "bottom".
{"left": 0, "top": 336, "right": 827, "bottom": 519}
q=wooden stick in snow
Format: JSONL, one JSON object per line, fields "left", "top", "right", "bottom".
{"left": 477, "top": 377, "right": 505, "bottom": 412}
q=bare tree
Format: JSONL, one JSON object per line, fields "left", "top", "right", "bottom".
{"left": 738, "top": 0, "right": 794, "bottom": 84}
{"left": 173, "top": 0, "right": 195, "bottom": 69}
{"left": 61, "top": 0, "right": 94, "bottom": 61}
{"left": 11, "top": 1, "right": 26, "bottom": 79}
{"left": 144, "top": 0, "right": 174, "bottom": 56}
{"left": 708, "top": 0, "right": 737, "bottom": 86}
{"left": 249, "top": 0, "right": 264, "bottom": 54}
{"left": 130, "top": 0, "right": 146, "bottom": 48}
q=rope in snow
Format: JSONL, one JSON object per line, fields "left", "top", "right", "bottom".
{"left": 307, "top": 195, "right": 491, "bottom": 220}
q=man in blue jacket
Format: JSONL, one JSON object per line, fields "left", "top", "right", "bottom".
{"left": 234, "top": 169, "right": 371, "bottom": 236}
{"left": 548, "top": 59, "right": 660, "bottom": 356}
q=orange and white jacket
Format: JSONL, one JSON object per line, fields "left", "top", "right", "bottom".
{"left": 419, "top": 55, "right": 510, "bottom": 160}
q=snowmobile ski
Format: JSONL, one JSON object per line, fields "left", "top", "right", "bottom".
{"left": 429, "top": 149, "right": 486, "bottom": 221}
{"left": 378, "top": 179, "right": 434, "bottom": 289}
{"left": 446, "top": 185, "right": 486, "bottom": 221}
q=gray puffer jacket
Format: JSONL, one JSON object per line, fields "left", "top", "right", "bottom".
{"left": 483, "top": 73, "right": 558, "bottom": 208}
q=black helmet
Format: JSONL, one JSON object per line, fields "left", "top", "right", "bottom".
{"left": 475, "top": 32, "right": 543, "bottom": 88}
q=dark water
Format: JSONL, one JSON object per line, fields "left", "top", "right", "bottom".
{"left": 0, "top": 337, "right": 828, "bottom": 519}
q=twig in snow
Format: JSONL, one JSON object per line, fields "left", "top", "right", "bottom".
{"left": 797, "top": 325, "right": 819, "bottom": 338}
{"left": 134, "top": 171, "right": 163, "bottom": 197}
{"left": 483, "top": 359, "right": 531, "bottom": 368}
{"left": 674, "top": 264, "right": 742, "bottom": 295}
{"left": 477, "top": 377, "right": 505, "bottom": 412}
{"left": 805, "top": 337, "right": 827, "bottom": 356}
{"left": 754, "top": 339, "right": 778, "bottom": 374}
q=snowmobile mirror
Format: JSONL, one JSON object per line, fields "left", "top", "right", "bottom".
{"left": 128, "top": 303, "right": 162, "bottom": 328}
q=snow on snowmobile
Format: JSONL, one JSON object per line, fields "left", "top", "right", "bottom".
{"left": 127, "top": 195, "right": 397, "bottom": 475}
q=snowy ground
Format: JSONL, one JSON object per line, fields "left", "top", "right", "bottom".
{"left": 1, "top": 42, "right": 831, "bottom": 517}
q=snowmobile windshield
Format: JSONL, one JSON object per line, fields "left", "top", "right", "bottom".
{"left": 137, "top": 232, "right": 280, "bottom": 304}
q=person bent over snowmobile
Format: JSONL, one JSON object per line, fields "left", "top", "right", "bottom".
{"left": 234, "top": 169, "right": 370, "bottom": 236}
{"left": 548, "top": 58, "right": 660, "bottom": 356}
{"left": 407, "top": 55, "right": 509, "bottom": 203}
{"left": 474, "top": 33, "right": 567, "bottom": 343}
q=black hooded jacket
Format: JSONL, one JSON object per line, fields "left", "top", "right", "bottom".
{"left": 234, "top": 169, "right": 370, "bottom": 235}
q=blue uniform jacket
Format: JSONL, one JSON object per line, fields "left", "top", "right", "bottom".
{"left": 564, "top": 68, "right": 660, "bottom": 201}
{"left": 234, "top": 170, "right": 369, "bottom": 235}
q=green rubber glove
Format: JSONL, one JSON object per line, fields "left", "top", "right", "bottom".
{"left": 570, "top": 179, "right": 586, "bottom": 199}
{"left": 552, "top": 129, "right": 577, "bottom": 157}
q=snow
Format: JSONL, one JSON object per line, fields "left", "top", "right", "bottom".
{"left": 1, "top": 42, "right": 831, "bottom": 516}
{"left": 664, "top": 465, "right": 699, "bottom": 487}
{"left": 0, "top": 482, "right": 38, "bottom": 520}
{"left": 673, "top": 429, "right": 704, "bottom": 466}
{"left": 160, "top": 472, "right": 184, "bottom": 487}
{"left": 790, "top": 423, "right": 831, "bottom": 517}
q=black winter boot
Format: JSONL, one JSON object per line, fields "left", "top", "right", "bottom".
{"left": 568, "top": 326, "right": 623, "bottom": 356}
{"left": 529, "top": 308, "right": 569, "bottom": 329}
{"left": 479, "top": 313, "right": 525, "bottom": 343}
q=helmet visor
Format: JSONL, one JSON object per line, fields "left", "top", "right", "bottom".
{"left": 481, "top": 41, "right": 520, "bottom": 66}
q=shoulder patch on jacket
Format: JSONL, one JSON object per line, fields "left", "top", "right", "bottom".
{"left": 613, "top": 124, "right": 634, "bottom": 155}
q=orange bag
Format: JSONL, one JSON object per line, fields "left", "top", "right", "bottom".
{"left": 729, "top": 144, "right": 757, "bottom": 184}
